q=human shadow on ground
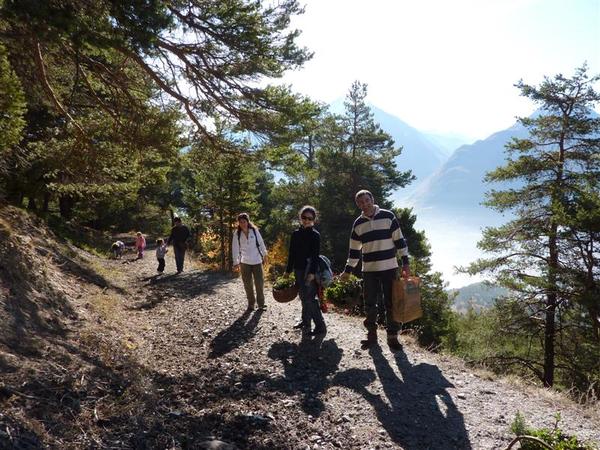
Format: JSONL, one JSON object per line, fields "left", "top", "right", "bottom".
{"left": 264, "top": 335, "right": 343, "bottom": 417}
{"left": 333, "top": 345, "right": 472, "bottom": 450}
{"left": 129, "top": 270, "right": 231, "bottom": 310}
{"left": 208, "top": 309, "right": 264, "bottom": 358}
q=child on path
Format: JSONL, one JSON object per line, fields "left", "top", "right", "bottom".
{"left": 111, "top": 240, "right": 125, "bottom": 259}
{"left": 156, "top": 238, "right": 168, "bottom": 273}
{"left": 232, "top": 213, "right": 268, "bottom": 311}
{"left": 135, "top": 232, "right": 146, "bottom": 259}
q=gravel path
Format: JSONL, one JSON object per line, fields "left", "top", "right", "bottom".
{"left": 99, "top": 252, "right": 599, "bottom": 450}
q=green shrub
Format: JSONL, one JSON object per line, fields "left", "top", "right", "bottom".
{"left": 324, "top": 275, "right": 362, "bottom": 312}
{"left": 509, "top": 412, "right": 597, "bottom": 450}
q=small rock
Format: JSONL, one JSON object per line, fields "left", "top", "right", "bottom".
{"left": 457, "top": 394, "right": 467, "bottom": 400}
{"left": 198, "top": 440, "right": 238, "bottom": 450}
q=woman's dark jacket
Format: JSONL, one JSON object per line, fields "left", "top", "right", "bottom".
{"left": 285, "top": 226, "right": 320, "bottom": 274}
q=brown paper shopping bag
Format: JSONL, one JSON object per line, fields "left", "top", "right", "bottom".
{"left": 392, "top": 276, "right": 422, "bottom": 323}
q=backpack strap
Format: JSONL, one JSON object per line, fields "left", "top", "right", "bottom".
{"left": 252, "top": 228, "right": 263, "bottom": 260}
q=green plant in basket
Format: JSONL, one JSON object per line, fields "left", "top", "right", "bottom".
{"left": 273, "top": 272, "right": 296, "bottom": 290}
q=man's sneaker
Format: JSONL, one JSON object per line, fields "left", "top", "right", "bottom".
{"left": 387, "top": 335, "right": 402, "bottom": 351}
{"left": 258, "top": 305, "right": 267, "bottom": 311}
{"left": 360, "top": 331, "right": 377, "bottom": 349}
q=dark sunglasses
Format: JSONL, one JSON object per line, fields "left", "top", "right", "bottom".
{"left": 301, "top": 215, "right": 314, "bottom": 221}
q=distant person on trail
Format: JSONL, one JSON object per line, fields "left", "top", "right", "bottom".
{"left": 156, "top": 238, "right": 168, "bottom": 274}
{"left": 167, "top": 217, "right": 190, "bottom": 273}
{"left": 340, "top": 190, "right": 410, "bottom": 351}
{"left": 111, "top": 240, "right": 125, "bottom": 259}
{"left": 285, "top": 205, "right": 327, "bottom": 336}
{"left": 232, "top": 213, "right": 268, "bottom": 311}
{"left": 134, "top": 232, "right": 146, "bottom": 259}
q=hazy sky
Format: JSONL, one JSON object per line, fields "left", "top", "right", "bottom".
{"left": 280, "top": 0, "right": 600, "bottom": 141}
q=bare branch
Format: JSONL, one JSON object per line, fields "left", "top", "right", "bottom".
{"left": 33, "top": 39, "right": 86, "bottom": 138}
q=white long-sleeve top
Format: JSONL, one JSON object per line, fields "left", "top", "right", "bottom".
{"left": 232, "top": 227, "right": 268, "bottom": 265}
{"left": 156, "top": 244, "right": 168, "bottom": 259}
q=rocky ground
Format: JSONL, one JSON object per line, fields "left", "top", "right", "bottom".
{"left": 1, "top": 210, "right": 599, "bottom": 449}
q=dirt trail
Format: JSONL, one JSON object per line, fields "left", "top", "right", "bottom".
{"left": 98, "top": 252, "right": 599, "bottom": 450}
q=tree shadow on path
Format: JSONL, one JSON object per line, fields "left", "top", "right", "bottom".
{"left": 266, "top": 335, "right": 343, "bottom": 417}
{"left": 208, "top": 309, "right": 265, "bottom": 359}
{"left": 333, "top": 345, "right": 472, "bottom": 450}
{"left": 130, "top": 270, "right": 231, "bottom": 310}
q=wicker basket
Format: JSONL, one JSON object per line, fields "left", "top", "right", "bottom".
{"left": 272, "top": 285, "right": 299, "bottom": 303}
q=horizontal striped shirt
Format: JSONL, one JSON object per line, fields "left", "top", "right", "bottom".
{"left": 345, "top": 206, "right": 409, "bottom": 273}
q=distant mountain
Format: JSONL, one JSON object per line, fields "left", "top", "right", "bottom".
{"left": 328, "top": 100, "right": 449, "bottom": 189}
{"left": 404, "top": 120, "right": 529, "bottom": 219}
{"left": 421, "top": 131, "right": 473, "bottom": 156}
{"left": 369, "top": 105, "right": 449, "bottom": 182}
{"left": 449, "top": 282, "right": 509, "bottom": 313}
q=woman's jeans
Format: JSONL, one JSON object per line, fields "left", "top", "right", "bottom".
{"left": 240, "top": 263, "right": 265, "bottom": 308}
{"left": 295, "top": 269, "right": 326, "bottom": 331}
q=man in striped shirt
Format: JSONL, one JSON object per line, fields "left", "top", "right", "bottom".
{"left": 341, "top": 190, "right": 410, "bottom": 350}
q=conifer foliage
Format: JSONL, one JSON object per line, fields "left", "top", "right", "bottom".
{"left": 466, "top": 65, "right": 600, "bottom": 389}
{"left": 0, "top": 0, "right": 312, "bottom": 139}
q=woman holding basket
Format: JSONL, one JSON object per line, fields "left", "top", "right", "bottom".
{"left": 285, "top": 205, "right": 326, "bottom": 335}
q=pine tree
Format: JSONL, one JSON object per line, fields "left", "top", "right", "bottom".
{"left": 0, "top": 0, "right": 312, "bottom": 140}
{"left": 466, "top": 65, "right": 600, "bottom": 387}
{"left": 0, "top": 42, "right": 25, "bottom": 191}
{"left": 317, "top": 81, "right": 413, "bottom": 269}
{"left": 184, "top": 125, "right": 263, "bottom": 270}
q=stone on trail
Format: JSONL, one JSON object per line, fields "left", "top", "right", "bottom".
{"left": 198, "top": 440, "right": 238, "bottom": 450}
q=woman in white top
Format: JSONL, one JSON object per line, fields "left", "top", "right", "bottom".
{"left": 232, "top": 213, "right": 268, "bottom": 311}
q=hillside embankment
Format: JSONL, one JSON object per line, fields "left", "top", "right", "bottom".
{"left": 0, "top": 206, "right": 598, "bottom": 449}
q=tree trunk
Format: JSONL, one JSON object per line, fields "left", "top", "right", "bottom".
{"left": 219, "top": 209, "right": 225, "bottom": 271}
{"left": 308, "top": 135, "right": 314, "bottom": 168}
{"left": 543, "top": 292, "right": 556, "bottom": 387}
{"left": 27, "top": 196, "right": 37, "bottom": 211}
{"left": 42, "top": 192, "right": 50, "bottom": 213}
{"left": 59, "top": 195, "right": 74, "bottom": 220}
{"left": 227, "top": 214, "right": 234, "bottom": 272}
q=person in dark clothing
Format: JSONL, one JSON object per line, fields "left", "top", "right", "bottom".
{"left": 167, "top": 217, "right": 191, "bottom": 273}
{"left": 285, "top": 205, "right": 326, "bottom": 335}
